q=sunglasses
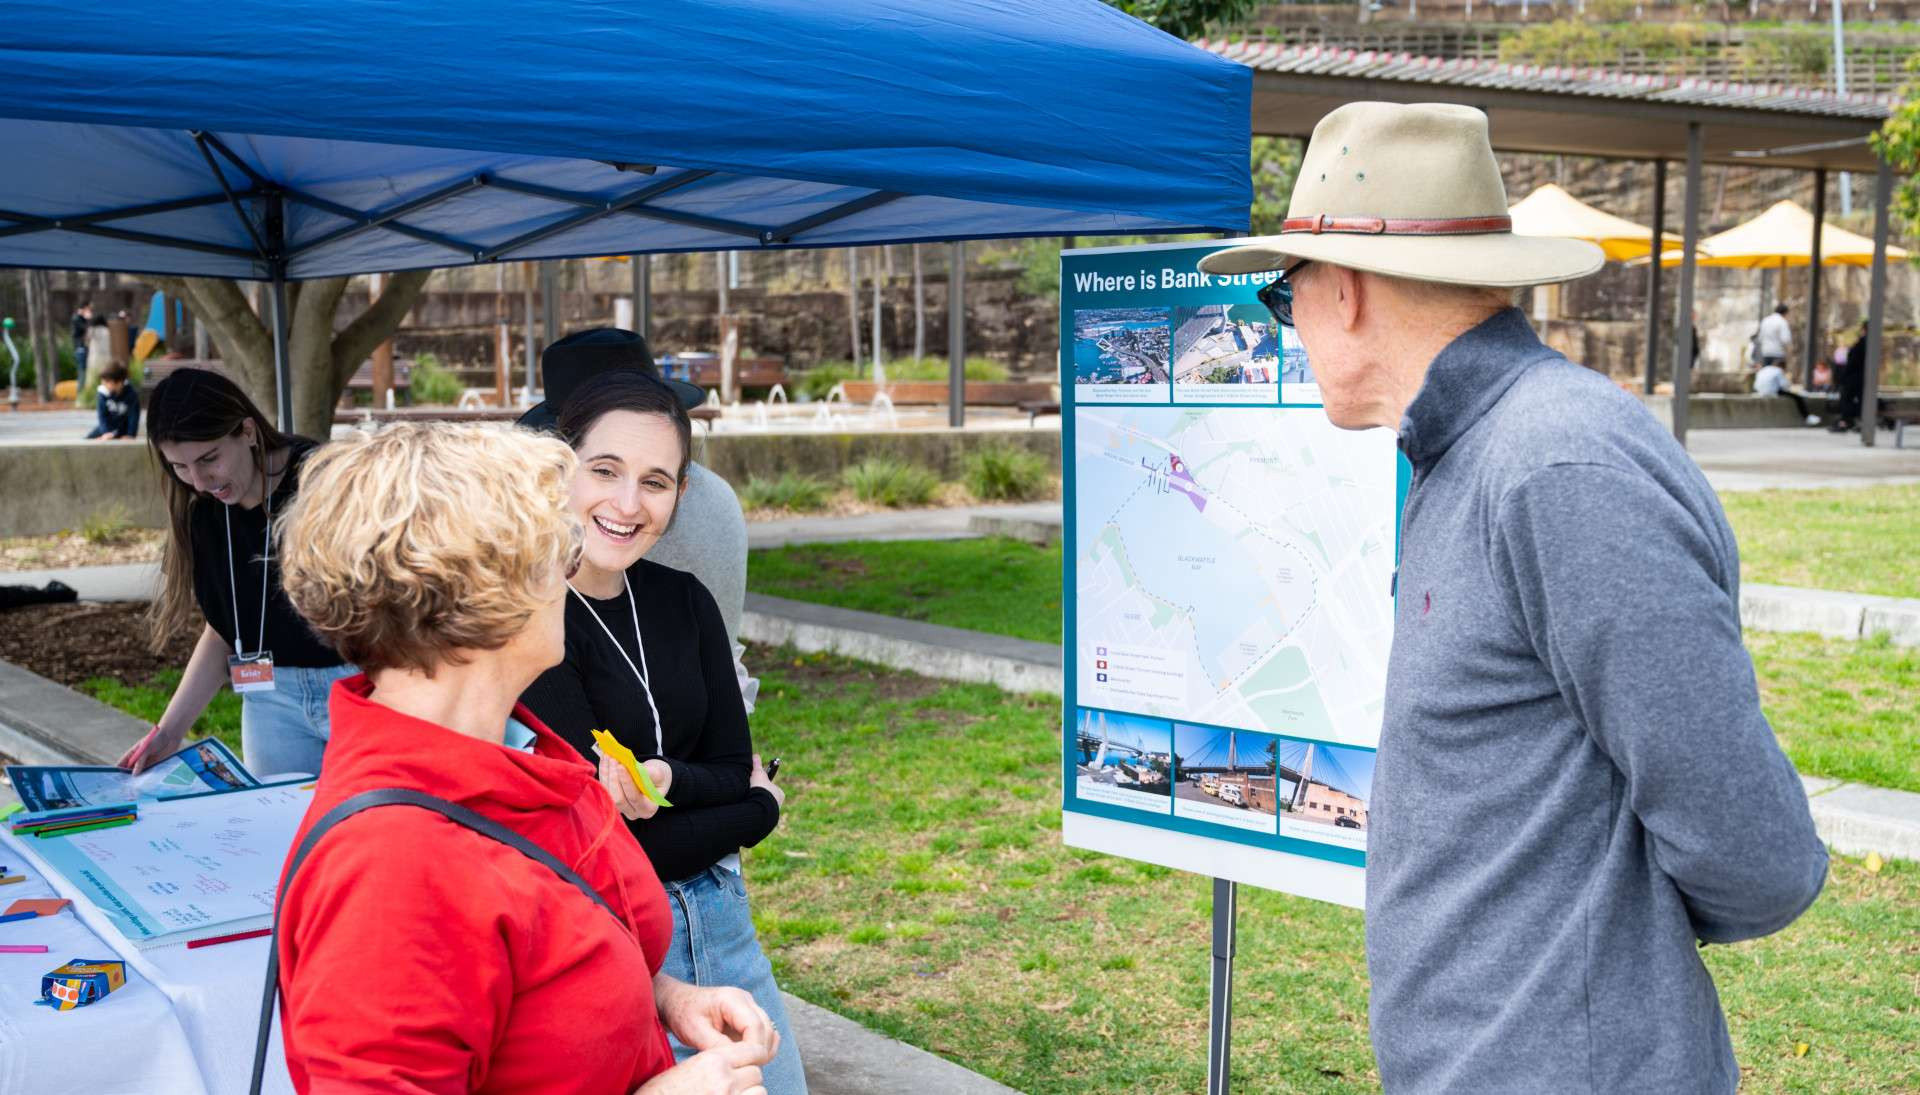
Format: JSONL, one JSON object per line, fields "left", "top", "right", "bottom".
{"left": 1256, "top": 260, "right": 1312, "bottom": 328}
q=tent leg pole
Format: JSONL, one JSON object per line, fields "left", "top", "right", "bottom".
{"left": 948, "top": 241, "right": 965, "bottom": 428}
{"left": 1670, "top": 124, "right": 1702, "bottom": 449}
{"left": 1806, "top": 168, "right": 1825, "bottom": 390}
{"left": 1644, "top": 159, "right": 1665, "bottom": 396}
{"left": 269, "top": 270, "right": 293, "bottom": 434}
{"left": 633, "top": 254, "right": 651, "bottom": 344}
{"left": 1861, "top": 158, "right": 1892, "bottom": 449}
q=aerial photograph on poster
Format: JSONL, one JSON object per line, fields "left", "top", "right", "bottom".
{"left": 1072, "top": 306, "right": 1171, "bottom": 401}
{"left": 1171, "top": 304, "right": 1279, "bottom": 404}
{"left": 1274, "top": 738, "right": 1375, "bottom": 851}
{"left": 1172, "top": 722, "right": 1280, "bottom": 834}
{"left": 1278, "top": 325, "right": 1318, "bottom": 404}
{"left": 1071, "top": 707, "right": 1174, "bottom": 814}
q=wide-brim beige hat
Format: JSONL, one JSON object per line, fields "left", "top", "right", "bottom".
{"left": 1199, "top": 102, "right": 1603, "bottom": 288}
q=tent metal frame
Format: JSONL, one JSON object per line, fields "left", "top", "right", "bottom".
{"left": 0, "top": 130, "right": 913, "bottom": 427}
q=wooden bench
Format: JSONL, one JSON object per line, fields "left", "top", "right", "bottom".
{"left": 666, "top": 355, "right": 788, "bottom": 392}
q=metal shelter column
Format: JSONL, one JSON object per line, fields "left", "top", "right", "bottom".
{"left": 1805, "top": 168, "right": 1826, "bottom": 389}
{"left": 262, "top": 193, "right": 293, "bottom": 433}
{"left": 631, "top": 253, "right": 651, "bottom": 343}
{"left": 1643, "top": 159, "right": 1665, "bottom": 395}
{"left": 948, "top": 240, "right": 966, "bottom": 428}
{"left": 539, "top": 260, "right": 558, "bottom": 357}
{"left": 1670, "top": 124, "right": 1703, "bottom": 448}
{"left": 1861, "top": 158, "right": 1892, "bottom": 448}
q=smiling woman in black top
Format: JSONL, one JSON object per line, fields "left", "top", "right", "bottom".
{"left": 519, "top": 356, "right": 806, "bottom": 1094}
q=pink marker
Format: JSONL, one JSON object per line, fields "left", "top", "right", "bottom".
{"left": 0, "top": 944, "right": 50, "bottom": 954}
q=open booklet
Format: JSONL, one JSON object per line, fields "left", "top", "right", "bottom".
{"left": 5, "top": 738, "right": 260, "bottom": 814}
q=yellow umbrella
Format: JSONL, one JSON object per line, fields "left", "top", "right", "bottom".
{"left": 1643, "top": 200, "right": 1910, "bottom": 268}
{"left": 1509, "top": 183, "right": 1682, "bottom": 263}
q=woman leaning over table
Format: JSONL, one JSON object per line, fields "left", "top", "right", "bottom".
{"left": 121, "top": 367, "right": 354, "bottom": 778}
{"left": 518, "top": 370, "right": 805, "bottom": 1093}
{"left": 273, "top": 421, "right": 775, "bottom": 1094}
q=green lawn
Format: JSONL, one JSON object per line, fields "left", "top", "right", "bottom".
{"left": 741, "top": 649, "right": 1917, "bottom": 1094}
{"left": 70, "top": 647, "right": 1919, "bottom": 1091}
{"left": 79, "top": 668, "right": 244, "bottom": 755}
{"left": 746, "top": 538, "right": 1920, "bottom": 793}
{"left": 748, "top": 537, "right": 1062, "bottom": 642}
{"left": 1721, "top": 484, "right": 1920, "bottom": 600}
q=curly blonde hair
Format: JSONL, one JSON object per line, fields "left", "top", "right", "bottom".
{"left": 276, "top": 422, "right": 579, "bottom": 676}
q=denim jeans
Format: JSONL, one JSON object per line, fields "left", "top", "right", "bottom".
{"left": 660, "top": 865, "right": 807, "bottom": 1094}
{"left": 239, "top": 663, "right": 358, "bottom": 778}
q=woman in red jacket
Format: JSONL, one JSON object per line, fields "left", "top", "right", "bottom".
{"left": 273, "top": 421, "right": 776, "bottom": 1095}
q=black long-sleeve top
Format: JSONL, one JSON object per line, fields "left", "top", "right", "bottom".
{"left": 520, "top": 558, "right": 777, "bottom": 883}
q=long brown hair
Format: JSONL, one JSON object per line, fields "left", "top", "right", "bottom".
{"left": 144, "top": 368, "right": 297, "bottom": 650}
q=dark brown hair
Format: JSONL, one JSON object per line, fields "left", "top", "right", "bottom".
{"left": 554, "top": 371, "right": 693, "bottom": 485}
{"left": 143, "top": 368, "right": 298, "bottom": 650}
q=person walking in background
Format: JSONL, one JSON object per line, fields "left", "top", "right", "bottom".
{"left": 1200, "top": 102, "right": 1827, "bottom": 1092}
{"left": 1832, "top": 320, "right": 1869, "bottom": 432}
{"left": 1755, "top": 302, "right": 1792, "bottom": 371}
{"left": 85, "top": 363, "right": 140, "bottom": 439}
{"left": 70, "top": 301, "right": 93, "bottom": 379}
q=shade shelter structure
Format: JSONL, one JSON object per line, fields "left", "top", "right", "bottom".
{"left": 1204, "top": 40, "right": 1906, "bottom": 447}
{"left": 1510, "top": 183, "right": 1681, "bottom": 262}
{"left": 0, "top": 0, "right": 1251, "bottom": 430}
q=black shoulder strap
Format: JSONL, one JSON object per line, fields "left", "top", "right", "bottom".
{"left": 249, "top": 788, "right": 623, "bottom": 1094}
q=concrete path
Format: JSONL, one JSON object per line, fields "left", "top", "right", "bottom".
{"left": 1687, "top": 428, "right": 1920, "bottom": 491}
{"left": 2, "top": 560, "right": 158, "bottom": 601}
{"left": 747, "top": 502, "right": 1060, "bottom": 550}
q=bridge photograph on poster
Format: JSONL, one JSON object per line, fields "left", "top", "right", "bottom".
{"left": 1072, "top": 707, "right": 1173, "bottom": 814}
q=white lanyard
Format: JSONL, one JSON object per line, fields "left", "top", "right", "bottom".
{"left": 222, "top": 483, "right": 272, "bottom": 660}
{"left": 568, "top": 574, "right": 664, "bottom": 755}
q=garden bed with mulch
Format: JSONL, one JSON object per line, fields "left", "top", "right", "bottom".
{"left": 0, "top": 601, "right": 195, "bottom": 687}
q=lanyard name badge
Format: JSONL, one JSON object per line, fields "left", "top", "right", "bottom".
{"left": 225, "top": 486, "right": 275, "bottom": 693}
{"left": 569, "top": 575, "right": 664, "bottom": 755}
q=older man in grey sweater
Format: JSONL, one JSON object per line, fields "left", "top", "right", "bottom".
{"left": 1203, "top": 103, "right": 1827, "bottom": 1092}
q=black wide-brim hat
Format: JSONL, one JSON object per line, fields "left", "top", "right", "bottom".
{"left": 515, "top": 326, "right": 706, "bottom": 432}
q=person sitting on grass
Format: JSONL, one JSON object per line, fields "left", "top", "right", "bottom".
{"left": 273, "top": 421, "right": 777, "bottom": 1095}
{"left": 85, "top": 363, "right": 140, "bottom": 439}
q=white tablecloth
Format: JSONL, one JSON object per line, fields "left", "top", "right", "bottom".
{"left": 0, "top": 829, "right": 294, "bottom": 1095}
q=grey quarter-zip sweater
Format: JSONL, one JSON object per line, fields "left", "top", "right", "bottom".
{"left": 1369, "top": 308, "right": 1827, "bottom": 1093}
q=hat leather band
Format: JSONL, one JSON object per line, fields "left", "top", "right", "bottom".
{"left": 1282, "top": 214, "right": 1513, "bottom": 237}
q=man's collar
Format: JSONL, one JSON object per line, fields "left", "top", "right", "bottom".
{"left": 1397, "top": 308, "right": 1553, "bottom": 464}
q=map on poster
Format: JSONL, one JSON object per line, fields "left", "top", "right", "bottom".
{"left": 1059, "top": 240, "right": 1406, "bottom": 910}
{"left": 30, "top": 781, "right": 313, "bottom": 947}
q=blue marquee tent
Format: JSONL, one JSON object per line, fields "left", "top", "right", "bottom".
{"left": 0, "top": 0, "right": 1250, "bottom": 283}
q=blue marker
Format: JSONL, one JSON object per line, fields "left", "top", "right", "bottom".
{"left": 0, "top": 911, "right": 37, "bottom": 925}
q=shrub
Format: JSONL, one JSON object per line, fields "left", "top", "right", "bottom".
{"left": 409, "top": 352, "right": 464, "bottom": 405}
{"left": 793, "top": 361, "right": 859, "bottom": 401}
{"left": 843, "top": 457, "right": 938, "bottom": 507}
{"left": 740, "top": 472, "right": 832, "bottom": 513}
{"left": 884, "top": 356, "right": 1009, "bottom": 383}
{"left": 81, "top": 504, "right": 135, "bottom": 545}
{"left": 962, "top": 444, "right": 1050, "bottom": 502}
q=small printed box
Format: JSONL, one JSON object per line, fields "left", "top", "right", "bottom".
{"left": 39, "top": 959, "right": 126, "bottom": 1011}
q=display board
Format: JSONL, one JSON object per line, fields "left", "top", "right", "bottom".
{"left": 1061, "top": 240, "right": 1408, "bottom": 909}
{"left": 31, "top": 781, "right": 313, "bottom": 947}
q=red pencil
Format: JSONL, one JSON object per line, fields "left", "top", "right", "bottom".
{"left": 186, "top": 927, "right": 272, "bottom": 949}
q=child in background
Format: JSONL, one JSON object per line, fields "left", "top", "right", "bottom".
{"left": 86, "top": 364, "right": 140, "bottom": 439}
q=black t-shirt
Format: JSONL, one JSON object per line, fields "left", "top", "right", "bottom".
{"left": 188, "top": 437, "right": 341, "bottom": 668}
{"left": 520, "top": 559, "right": 777, "bottom": 883}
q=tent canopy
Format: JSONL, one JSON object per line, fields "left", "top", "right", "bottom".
{"left": 0, "top": 0, "right": 1251, "bottom": 281}
{"left": 1508, "top": 183, "right": 1681, "bottom": 263}
{"left": 1647, "top": 199, "right": 1911, "bottom": 269}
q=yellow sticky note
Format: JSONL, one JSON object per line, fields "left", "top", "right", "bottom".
{"left": 1863, "top": 852, "right": 1884, "bottom": 875}
{"left": 1793, "top": 1042, "right": 1810, "bottom": 1058}
{"left": 590, "top": 729, "right": 671, "bottom": 808}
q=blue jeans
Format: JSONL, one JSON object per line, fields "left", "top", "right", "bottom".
{"left": 239, "top": 663, "right": 358, "bottom": 778}
{"left": 661, "top": 865, "right": 807, "bottom": 1094}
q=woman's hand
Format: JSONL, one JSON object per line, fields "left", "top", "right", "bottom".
{"left": 632, "top": 1041, "right": 767, "bottom": 1095}
{"left": 596, "top": 750, "right": 673, "bottom": 821}
{"left": 655, "top": 976, "right": 777, "bottom": 1058}
{"left": 118, "top": 722, "right": 185, "bottom": 774}
{"left": 748, "top": 754, "right": 784, "bottom": 811}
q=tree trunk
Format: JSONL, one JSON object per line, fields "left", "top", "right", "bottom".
{"left": 24, "top": 270, "right": 57, "bottom": 401}
{"left": 141, "top": 270, "right": 432, "bottom": 438}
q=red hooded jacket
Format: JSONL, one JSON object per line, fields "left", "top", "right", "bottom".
{"left": 276, "top": 675, "right": 676, "bottom": 1094}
